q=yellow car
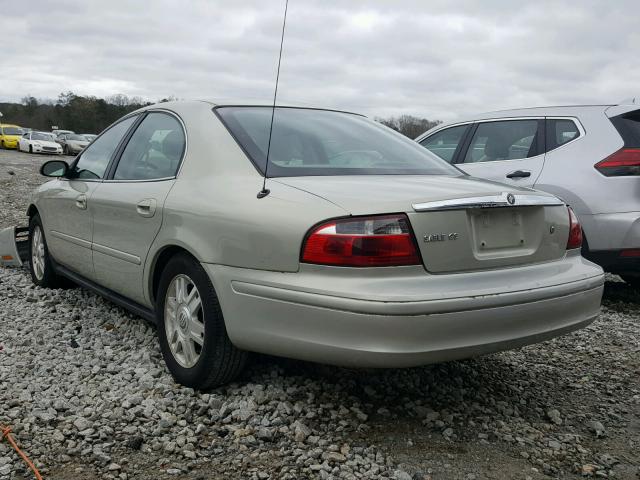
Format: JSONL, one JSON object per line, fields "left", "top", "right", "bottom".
{"left": 0, "top": 124, "right": 24, "bottom": 149}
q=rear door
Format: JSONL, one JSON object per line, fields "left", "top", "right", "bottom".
{"left": 90, "top": 111, "right": 186, "bottom": 304}
{"left": 456, "top": 118, "right": 545, "bottom": 187}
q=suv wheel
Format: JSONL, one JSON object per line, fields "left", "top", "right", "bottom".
{"left": 156, "top": 253, "right": 247, "bottom": 389}
{"left": 29, "top": 214, "right": 65, "bottom": 288}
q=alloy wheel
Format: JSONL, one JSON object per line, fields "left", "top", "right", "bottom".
{"left": 31, "top": 226, "right": 46, "bottom": 281}
{"left": 164, "top": 274, "right": 205, "bottom": 368}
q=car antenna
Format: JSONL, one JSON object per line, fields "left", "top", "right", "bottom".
{"left": 257, "top": 0, "right": 289, "bottom": 199}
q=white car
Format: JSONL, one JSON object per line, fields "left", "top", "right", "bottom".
{"left": 18, "top": 131, "right": 63, "bottom": 155}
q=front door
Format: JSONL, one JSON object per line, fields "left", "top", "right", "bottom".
{"left": 90, "top": 111, "right": 186, "bottom": 305}
{"left": 41, "top": 115, "right": 138, "bottom": 278}
{"left": 456, "top": 119, "right": 545, "bottom": 188}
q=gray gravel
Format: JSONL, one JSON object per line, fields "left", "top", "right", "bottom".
{"left": 1, "top": 148, "right": 639, "bottom": 479}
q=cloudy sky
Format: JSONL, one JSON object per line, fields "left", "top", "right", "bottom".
{"left": 2, "top": 0, "right": 639, "bottom": 121}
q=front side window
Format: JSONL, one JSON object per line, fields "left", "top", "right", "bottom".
{"left": 113, "top": 112, "right": 185, "bottom": 180}
{"left": 546, "top": 119, "right": 580, "bottom": 151}
{"left": 464, "top": 120, "right": 539, "bottom": 163}
{"left": 419, "top": 125, "right": 468, "bottom": 163}
{"left": 216, "top": 107, "right": 459, "bottom": 177}
{"left": 71, "top": 115, "right": 137, "bottom": 180}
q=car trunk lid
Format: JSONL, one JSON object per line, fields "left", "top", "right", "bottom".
{"left": 274, "top": 175, "right": 569, "bottom": 272}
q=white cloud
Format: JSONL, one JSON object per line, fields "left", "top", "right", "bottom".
{"left": 1, "top": 0, "right": 638, "bottom": 121}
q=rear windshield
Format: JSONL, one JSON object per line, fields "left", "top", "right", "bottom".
{"left": 215, "top": 107, "right": 459, "bottom": 177}
{"left": 611, "top": 109, "right": 640, "bottom": 147}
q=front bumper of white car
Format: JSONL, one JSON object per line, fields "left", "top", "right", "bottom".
{"left": 31, "top": 144, "right": 62, "bottom": 154}
{"left": 205, "top": 252, "right": 604, "bottom": 367}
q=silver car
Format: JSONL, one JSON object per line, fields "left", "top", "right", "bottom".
{"left": 20, "top": 101, "right": 603, "bottom": 389}
{"left": 57, "top": 133, "right": 91, "bottom": 155}
{"left": 415, "top": 101, "right": 640, "bottom": 286}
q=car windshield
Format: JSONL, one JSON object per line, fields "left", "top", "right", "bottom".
{"left": 32, "top": 132, "right": 53, "bottom": 141}
{"left": 216, "top": 107, "right": 460, "bottom": 177}
{"left": 2, "top": 127, "right": 23, "bottom": 135}
{"left": 68, "top": 134, "right": 87, "bottom": 141}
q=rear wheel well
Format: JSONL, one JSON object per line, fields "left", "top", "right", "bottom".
{"left": 151, "top": 246, "right": 196, "bottom": 305}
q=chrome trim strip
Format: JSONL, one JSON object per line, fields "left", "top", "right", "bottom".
{"left": 50, "top": 230, "right": 92, "bottom": 249}
{"left": 412, "top": 192, "right": 564, "bottom": 212}
{"left": 92, "top": 242, "right": 141, "bottom": 265}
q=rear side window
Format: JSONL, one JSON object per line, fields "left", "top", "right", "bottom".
{"left": 419, "top": 125, "right": 468, "bottom": 163}
{"left": 113, "top": 112, "right": 185, "bottom": 180}
{"left": 463, "top": 120, "right": 539, "bottom": 163}
{"left": 611, "top": 110, "right": 640, "bottom": 147}
{"left": 546, "top": 119, "right": 580, "bottom": 151}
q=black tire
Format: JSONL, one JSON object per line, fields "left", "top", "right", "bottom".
{"left": 63, "top": 145, "right": 69, "bottom": 155}
{"left": 28, "top": 214, "right": 65, "bottom": 288}
{"left": 29, "top": 145, "right": 33, "bottom": 154}
{"left": 620, "top": 274, "right": 640, "bottom": 288}
{"left": 0, "top": 141, "right": 4, "bottom": 149}
{"left": 156, "top": 252, "right": 247, "bottom": 389}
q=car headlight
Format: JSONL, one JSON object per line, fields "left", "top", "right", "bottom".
{"left": 33, "top": 142, "right": 41, "bottom": 147}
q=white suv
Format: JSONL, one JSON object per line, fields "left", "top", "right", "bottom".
{"left": 416, "top": 101, "right": 640, "bottom": 285}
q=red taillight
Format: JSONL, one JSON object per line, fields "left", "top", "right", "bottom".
{"left": 567, "top": 207, "right": 582, "bottom": 250}
{"left": 595, "top": 148, "right": 640, "bottom": 176}
{"left": 301, "top": 214, "right": 421, "bottom": 267}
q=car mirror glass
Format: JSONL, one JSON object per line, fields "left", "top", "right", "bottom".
{"left": 40, "top": 160, "right": 68, "bottom": 178}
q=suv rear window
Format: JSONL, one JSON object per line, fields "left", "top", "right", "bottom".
{"left": 611, "top": 109, "right": 640, "bottom": 147}
{"left": 215, "top": 107, "right": 459, "bottom": 177}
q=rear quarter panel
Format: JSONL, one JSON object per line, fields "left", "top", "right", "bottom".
{"left": 143, "top": 104, "right": 347, "bottom": 302}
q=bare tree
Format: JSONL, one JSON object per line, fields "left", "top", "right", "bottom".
{"left": 376, "top": 115, "right": 441, "bottom": 139}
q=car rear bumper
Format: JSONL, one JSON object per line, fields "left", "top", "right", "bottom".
{"left": 583, "top": 249, "right": 640, "bottom": 276}
{"left": 205, "top": 253, "right": 604, "bottom": 367}
{"left": 581, "top": 211, "right": 640, "bottom": 252}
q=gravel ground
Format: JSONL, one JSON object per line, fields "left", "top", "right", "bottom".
{"left": 0, "top": 148, "right": 639, "bottom": 480}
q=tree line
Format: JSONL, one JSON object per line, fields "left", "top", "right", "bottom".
{"left": 1, "top": 92, "right": 439, "bottom": 138}
{"left": 0, "top": 92, "right": 167, "bottom": 134}
{"left": 376, "top": 115, "right": 441, "bottom": 139}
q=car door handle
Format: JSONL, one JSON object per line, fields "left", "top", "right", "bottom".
{"left": 136, "top": 199, "right": 157, "bottom": 218}
{"left": 506, "top": 170, "right": 531, "bottom": 179}
{"left": 75, "top": 194, "right": 87, "bottom": 210}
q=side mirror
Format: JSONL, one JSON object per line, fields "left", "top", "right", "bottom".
{"left": 40, "top": 160, "right": 68, "bottom": 178}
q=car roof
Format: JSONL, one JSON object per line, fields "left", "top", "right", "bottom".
{"left": 1, "top": 124, "right": 21, "bottom": 128}
{"left": 132, "top": 99, "right": 363, "bottom": 117}
{"left": 417, "top": 101, "right": 640, "bottom": 139}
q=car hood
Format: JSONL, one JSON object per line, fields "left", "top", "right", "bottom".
{"left": 2, "top": 135, "right": 21, "bottom": 140}
{"left": 34, "top": 140, "right": 60, "bottom": 148}
{"left": 273, "top": 175, "right": 556, "bottom": 215}
{"left": 68, "top": 141, "right": 88, "bottom": 146}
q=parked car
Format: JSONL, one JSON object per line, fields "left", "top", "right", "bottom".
{"left": 17, "top": 101, "right": 603, "bottom": 389}
{"left": 416, "top": 102, "right": 640, "bottom": 286}
{"left": 18, "top": 131, "right": 63, "bottom": 154}
{"left": 52, "top": 129, "right": 74, "bottom": 138}
{"left": 57, "top": 133, "right": 91, "bottom": 155}
{"left": 0, "top": 124, "right": 24, "bottom": 149}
